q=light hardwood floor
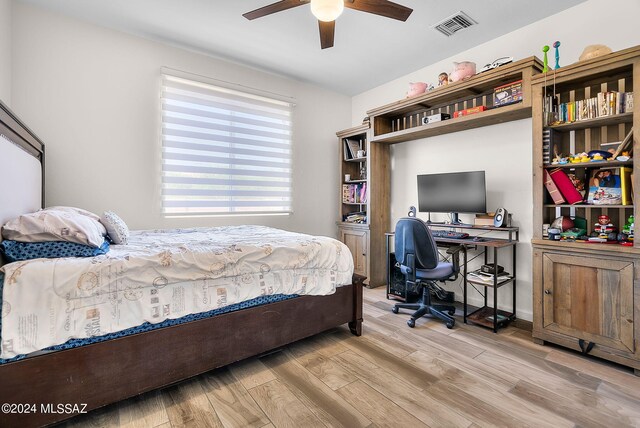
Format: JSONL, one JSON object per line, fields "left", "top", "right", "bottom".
{"left": 63, "top": 287, "right": 640, "bottom": 428}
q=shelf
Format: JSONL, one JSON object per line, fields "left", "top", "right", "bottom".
{"left": 342, "top": 202, "right": 367, "bottom": 206}
{"left": 466, "top": 306, "right": 514, "bottom": 329}
{"left": 344, "top": 179, "right": 367, "bottom": 184}
{"left": 543, "top": 204, "right": 632, "bottom": 208}
{"left": 428, "top": 223, "right": 519, "bottom": 233}
{"left": 547, "top": 112, "right": 633, "bottom": 132}
{"left": 368, "top": 57, "right": 542, "bottom": 117}
{"left": 344, "top": 157, "right": 367, "bottom": 163}
{"left": 466, "top": 275, "right": 514, "bottom": 289}
{"left": 544, "top": 160, "right": 633, "bottom": 169}
{"left": 531, "top": 238, "right": 640, "bottom": 254}
{"left": 371, "top": 103, "right": 530, "bottom": 144}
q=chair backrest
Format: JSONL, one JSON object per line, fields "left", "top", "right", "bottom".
{"left": 394, "top": 217, "right": 439, "bottom": 270}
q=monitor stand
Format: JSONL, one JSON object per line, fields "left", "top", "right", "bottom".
{"left": 425, "top": 212, "right": 444, "bottom": 225}
{"left": 449, "top": 212, "right": 471, "bottom": 226}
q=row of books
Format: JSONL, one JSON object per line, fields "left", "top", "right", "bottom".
{"left": 543, "top": 91, "right": 633, "bottom": 125}
{"left": 544, "top": 167, "right": 633, "bottom": 206}
{"left": 342, "top": 183, "right": 367, "bottom": 204}
{"left": 343, "top": 211, "right": 367, "bottom": 223}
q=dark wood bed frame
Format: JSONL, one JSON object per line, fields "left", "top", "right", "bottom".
{"left": 0, "top": 100, "right": 365, "bottom": 427}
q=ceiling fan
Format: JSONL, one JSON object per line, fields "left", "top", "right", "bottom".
{"left": 243, "top": 0, "right": 413, "bottom": 49}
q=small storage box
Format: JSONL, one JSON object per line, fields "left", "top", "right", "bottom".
{"left": 494, "top": 80, "right": 523, "bottom": 106}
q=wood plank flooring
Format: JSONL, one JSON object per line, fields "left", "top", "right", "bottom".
{"left": 62, "top": 287, "right": 640, "bottom": 428}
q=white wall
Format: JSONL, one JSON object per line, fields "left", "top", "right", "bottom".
{"left": 0, "top": 0, "right": 11, "bottom": 105}
{"left": 353, "top": 0, "right": 640, "bottom": 320}
{"left": 11, "top": 2, "right": 351, "bottom": 237}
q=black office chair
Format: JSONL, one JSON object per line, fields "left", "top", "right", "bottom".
{"left": 391, "top": 217, "right": 462, "bottom": 329}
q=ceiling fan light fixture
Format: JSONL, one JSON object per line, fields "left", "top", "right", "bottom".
{"left": 310, "top": 0, "right": 344, "bottom": 22}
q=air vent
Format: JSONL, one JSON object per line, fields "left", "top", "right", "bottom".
{"left": 432, "top": 11, "right": 477, "bottom": 37}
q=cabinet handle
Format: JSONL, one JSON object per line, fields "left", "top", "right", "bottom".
{"left": 544, "top": 289, "right": 551, "bottom": 295}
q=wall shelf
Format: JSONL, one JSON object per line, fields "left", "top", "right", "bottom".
{"left": 547, "top": 112, "right": 633, "bottom": 132}
{"left": 367, "top": 56, "right": 543, "bottom": 145}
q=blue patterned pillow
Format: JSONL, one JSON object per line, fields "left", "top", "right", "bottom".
{"left": 0, "top": 239, "right": 109, "bottom": 262}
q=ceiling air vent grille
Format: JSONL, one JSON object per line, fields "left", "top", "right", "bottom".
{"left": 432, "top": 11, "right": 477, "bottom": 37}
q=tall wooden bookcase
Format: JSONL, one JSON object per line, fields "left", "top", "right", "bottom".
{"left": 531, "top": 46, "right": 640, "bottom": 373}
{"left": 337, "top": 124, "right": 390, "bottom": 287}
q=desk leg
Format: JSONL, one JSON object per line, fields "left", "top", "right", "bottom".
{"left": 493, "top": 247, "right": 498, "bottom": 333}
{"left": 463, "top": 246, "right": 468, "bottom": 324}
{"left": 512, "top": 243, "right": 517, "bottom": 319}
{"left": 386, "top": 234, "right": 391, "bottom": 300}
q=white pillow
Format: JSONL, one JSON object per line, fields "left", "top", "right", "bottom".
{"left": 100, "top": 211, "right": 130, "bottom": 245}
{"left": 1, "top": 206, "right": 106, "bottom": 247}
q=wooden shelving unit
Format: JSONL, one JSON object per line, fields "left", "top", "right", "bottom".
{"left": 367, "top": 57, "right": 543, "bottom": 144}
{"left": 531, "top": 45, "right": 640, "bottom": 374}
{"left": 337, "top": 123, "right": 390, "bottom": 287}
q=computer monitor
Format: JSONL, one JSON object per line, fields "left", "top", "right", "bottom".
{"left": 417, "top": 170, "right": 487, "bottom": 225}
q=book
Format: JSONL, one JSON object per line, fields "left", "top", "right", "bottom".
{"left": 474, "top": 214, "right": 495, "bottom": 226}
{"left": 549, "top": 169, "right": 584, "bottom": 204}
{"left": 587, "top": 169, "right": 622, "bottom": 205}
{"left": 611, "top": 128, "right": 633, "bottom": 159}
{"left": 544, "top": 169, "right": 566, "bottom": 204}
{"left": 345, "top": 139, "right": 362, "bottom": 159}
{"left": 620, "top": 167, "right": 633, "bottom": 205}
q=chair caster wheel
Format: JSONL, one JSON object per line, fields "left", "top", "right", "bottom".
{"left": 446, "top": 321, "right": 455, "bottom": 329}
{"left": 407, "top": 319, "right": 415, "bottom": 328}
{"left": 392, "top": 307, "right": 399, "bottom": 314}
{"left": 448, "top": 309, "right": 456, "bottom": 316}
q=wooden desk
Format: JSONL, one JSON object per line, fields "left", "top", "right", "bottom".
{"left": 386, "top": 225, "right": 519, "bottom": 333}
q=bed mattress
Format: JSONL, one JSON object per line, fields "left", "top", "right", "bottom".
{"left": 0, "top": 225, "right": 353, "bottom": 359}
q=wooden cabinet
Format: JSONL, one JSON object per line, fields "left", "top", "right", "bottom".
{"left": 533, "top": 245, "right": 639, "bottom": 372}
{"left": 531, "top": 46, "right": 640, "bottom": 373}
{"left": 336, "top": 124, "right": 390, "bottom": 288}
{"left": 340, "top": 226, "right": 369, "bottom": 277}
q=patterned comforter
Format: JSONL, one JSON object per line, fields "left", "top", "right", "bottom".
{"left": 0, "top": 225, "right": 354, "bottom": 358}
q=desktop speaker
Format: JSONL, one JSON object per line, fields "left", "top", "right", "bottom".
{"left": 408, "top": 206, "right": 417, "bottom": 217}
{"left": 494, "top": 208, "right": 508, "bottom": 227}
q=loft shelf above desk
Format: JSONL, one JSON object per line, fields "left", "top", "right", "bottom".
{"left": 428, "top": 223, "right": 519, "bottom": 242}
{"left": 367, "top": 57, "right": 543, "bottom": 145}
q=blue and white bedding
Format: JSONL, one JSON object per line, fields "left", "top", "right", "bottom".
{"left": 0, "top": 225, "right": 353, "bottom": 359}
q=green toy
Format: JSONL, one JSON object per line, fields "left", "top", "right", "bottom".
{"left": 542, "top": 45, "right": 550, "bottom": 72}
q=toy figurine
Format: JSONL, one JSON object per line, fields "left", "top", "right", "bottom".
{"left": 438, "top": 72, "right": 449, "bottom": 86}
{"left": 553, "top": 41, "right": 561, "bottom": 69}
{"left": 620, "top": 215, "right": 635, "bottom": 244}
{"left": 591, "top": 215, "right": 617, "bottom": 241}
{"left": 542, "top": 45, "right": 550, "bottom": 73}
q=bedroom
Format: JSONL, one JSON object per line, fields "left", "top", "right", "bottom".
{"left": 1, "top": 0, "right": 640, "bottom": 426}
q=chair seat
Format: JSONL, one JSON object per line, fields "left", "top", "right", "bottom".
{"left": 402, "top": 262, "right": 454, "bottom": 280}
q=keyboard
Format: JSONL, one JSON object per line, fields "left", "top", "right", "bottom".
{"left": 430, "top": 230, "right": 470, "bottom": 239}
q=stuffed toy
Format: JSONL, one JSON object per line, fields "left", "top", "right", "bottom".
{"left": 406, "top": 82, "right": 428, "bottom": 98}
{"left": 579, "top": 44, "right": 612, "bottom": 61}
{"left": 449, "top": 61, "right": 476, "bottom": 82}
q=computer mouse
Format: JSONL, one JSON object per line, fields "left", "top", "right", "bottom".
{"left": 472, "top": 236, "right": 485, "bottom": 242}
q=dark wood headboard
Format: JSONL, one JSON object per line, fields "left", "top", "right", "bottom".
{"left": 0, "top": 99, "right": 45, "bottom": 207}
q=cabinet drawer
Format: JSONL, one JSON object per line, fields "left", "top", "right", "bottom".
{"left": 541, "top": 252, "right": 634, "bottom": 353}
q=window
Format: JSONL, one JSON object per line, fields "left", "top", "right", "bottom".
{"left": 161, "top": 73, "right": 293, "bottom": 216}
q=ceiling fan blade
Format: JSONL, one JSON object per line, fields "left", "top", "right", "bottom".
{"left": 243, "top": 0, "right": 308, "bottom": 20}
{"left": 318, "top": 20, "right": 335, "bottom": 49}
{"left": 345, "top": 0, "right": 413, "bottom": 21}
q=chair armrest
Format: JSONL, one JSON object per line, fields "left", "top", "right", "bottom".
{"left": 445, "top": 245, "right": 463, "bottom": 277}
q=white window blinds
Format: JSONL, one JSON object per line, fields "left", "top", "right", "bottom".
{"left": 161, "top": 74, "right": 293, "bottom": 216}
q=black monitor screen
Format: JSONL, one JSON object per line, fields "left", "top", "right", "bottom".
{"left": 417, "top": 171, "right": 487, "bottom": 214}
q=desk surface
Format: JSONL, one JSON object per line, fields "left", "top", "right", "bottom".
{"left": 385, "top": 232, "right": 518, "bottom": 248}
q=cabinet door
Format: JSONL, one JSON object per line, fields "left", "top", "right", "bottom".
{"left": 340, "top": 229, "right": 368, "bottom": 277}
{"left": 542, "top": 253, "right": 634, "bottom": 353}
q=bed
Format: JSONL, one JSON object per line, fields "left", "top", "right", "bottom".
{"left": 0, "top": 100, "right": 364, "bottom": 427}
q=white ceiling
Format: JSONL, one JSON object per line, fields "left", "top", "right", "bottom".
{"left": 20, "top": 0, "right": 585, "bottom": 95}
